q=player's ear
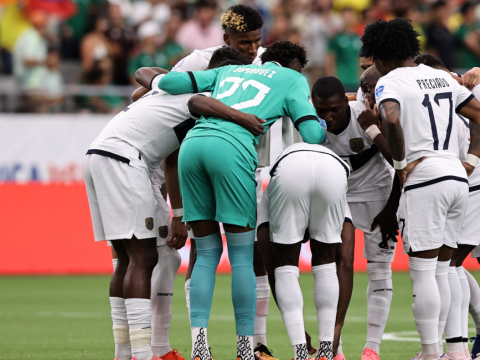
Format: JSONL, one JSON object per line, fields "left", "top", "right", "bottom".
{"left": 224, "top": 33, "right": 230, "bottom": 46}
{"left": 344, "top": 95, "right": 349, "bottom": 105}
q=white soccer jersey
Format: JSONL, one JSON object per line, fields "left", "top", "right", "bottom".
{"left": 375, "top": 64, "right": 474, "bottom": 187}
{"left": 89, "top": 75, "right": 210, "bottom": 173}
{"left": 323, "top": 101, "right": 394, "bottom": 202}
{"left": 456, "top": 110, "right": 480, "bottom": 187}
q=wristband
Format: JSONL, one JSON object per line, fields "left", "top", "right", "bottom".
{"left": 466, "top": 153, "right": 479, "bottom": 168}
{"left": 393, "top": 158, "right": 407, "bottom": 170}
{"left": 365, "top": 124, "right": 381, "bottom": 141}
{"left": 172, "top": 208, "right": 183, "bottom": 218}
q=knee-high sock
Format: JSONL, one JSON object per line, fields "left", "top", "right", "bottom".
{"left": 409, "top": 257, "right": 440, "bottom": 358}
{"left": 465, "top": 268, "right": 480, "bottom": 334}
{"left": 226, "top": 231, "right": 256, "bottom": 360}
{"left": 190, "top": 233, "right": 222, "bottom": 360}
{"left": 125, "top": 298, "right": 153, "bottom": 360}
{"left": 185, "top": 279, "right": 191, "bottom": 325}
{"left": 313, "top": 263, "right": 339, "bottom": 360}
{"left": 275, "top": 266, "right": 306, "bottom": 349}
{"left": 436, "top": 260, "right": 451, "bottom": 352}
{"left": 445, "top": 267, "right": 463, "bottom": 342}
{"left": 151, "top": 245, "right": 181, "bottom": 357}
{"left": 365, "top": 262, "right": 393, "bottom": 354}
{"left": 457, "top": 267, "right": 471, "bottom": 344}
{"left": 110, "top": 297, "right": 131, "bottom": 360}
{"left": 254, "top": 275, "right": 270, "bottom": 346}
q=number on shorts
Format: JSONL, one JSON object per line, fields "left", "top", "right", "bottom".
{"left": 421, "top": 92, "right": 453, "bottom": 150}
{"left": 215, "top": 77, "right": 271, "bottom": 110}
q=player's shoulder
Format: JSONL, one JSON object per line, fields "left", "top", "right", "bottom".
{"left": 172, "top": 45, "right": 223, "bottom": 71}
{"left": 348, "top": 100, "right": 366, "bottom": 114}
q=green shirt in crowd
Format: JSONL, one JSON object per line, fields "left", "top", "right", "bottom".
{"left": 328, "top": 32, "right": 362, "bottom": 89}
{"left": 128, "top": 41, "right": 183, "bottom": 77}
{"left": 454, "top": 23, "right": 480, "bottom": 70}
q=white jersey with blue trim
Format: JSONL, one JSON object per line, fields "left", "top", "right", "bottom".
{"left": 375, "top": 64, "right": 473, "bottom": 186}
{"left": 323, "top": 101, "right": 394, "bottom": 202}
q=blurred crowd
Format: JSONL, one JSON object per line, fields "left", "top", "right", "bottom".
{"left": 1, "top": 0, "right": 480, "bottom": 113}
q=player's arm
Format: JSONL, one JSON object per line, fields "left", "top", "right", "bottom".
{"left": 132, "top": 87, "right": 149, "bottom": 102}
{"left": 135, "top": 67, "right": 169, "bottom": 90}
{"left": 462, "top": 67, "right": 480, "bottom": 89}
{"left": 358, "top": 98, "right": 393, "bottom": 165}
{"left": 187, "top": 95, "right": 266, "bottom": 136}
{"left": 458, "top": 96, "right": 480, "bottom": 175}
{"left": 164, "top": 149, "right": 188, "bottom": 250}
{"left": 158, "top": 69, "right": 219, "bottom": 95}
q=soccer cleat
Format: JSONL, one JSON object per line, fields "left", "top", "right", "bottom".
{"left": 333, "top": 353, "right": 346, "bottom": 360}
{"left": 161, "top": 349, "right": 186, "bottom": 360}
{"left": 443, "top": 351, "right": 471, "bottom": 360}
{"left": 254, "top": 343, "right": 279, "bottom": 360}
{"left": 209, "top": 347, "right": 215, "bottom": 360}
{"left": 361, "top": 348, "right": 380, "bottom": 360}
{"left": 472, "top": 335, "right": 480, "bottom": 360}
{"left": 472, "top": 354, "right": 480, "bottom": 360}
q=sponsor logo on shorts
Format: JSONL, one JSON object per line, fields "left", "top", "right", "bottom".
{"left": 159, "top": 225, "right": 168, "bottom": 238}
{"left": 349, "top": 138, "right": 364, "bottom": 153}
{"left": 145, "top": 217, "right": 154, "bottom": 230}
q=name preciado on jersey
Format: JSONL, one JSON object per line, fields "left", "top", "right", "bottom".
{"left": 416, "top": 77, "right": 450, "bottom": 90}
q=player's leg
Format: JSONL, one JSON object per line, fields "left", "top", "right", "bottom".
{"left": 185, "top": 237, "right": 196, "bottom": 324}
{"left": 465, "top": 263, "right": 480, "bottom": 358}
{"left": 436, "top": 245, "right": 453, "bottom": 355}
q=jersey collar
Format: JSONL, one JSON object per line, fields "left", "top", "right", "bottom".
{"left": 266, "top": 61, "right": 282, "bottom": 67}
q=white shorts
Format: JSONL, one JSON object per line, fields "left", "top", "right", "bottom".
{"left": 268, "top": 151, "right": 347, "bottom": 245}
{"left": 151, "top": 166, "right": 172, "bottom": 246}
{"left": 397, "top": 179, "right": 468, "bottom": 253}
{"left": 471, "top": 245, "right": 480, "bottom": 258}
{"left": 85, "top": 154, "right": 156, "bottom": 241}
{"left": 458, "top": 187, "right": 480, "bottom": 246}
{"left": 255, "top": 168, "right": 264, "bottom": 241}
{"left": 349, "top": 200, "right": 396, "bottom": 262}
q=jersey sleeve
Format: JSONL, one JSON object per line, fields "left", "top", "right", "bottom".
{"left": 171, "top": 51, "right": 206, "bottom": 72}
{"left": 150, "top": 74, "right": 165, "bottom": 90}
{"left": 375, "top": 77, "right": 402, "bottom": 108}
{"left": 190, "top": 68, "right": 220, "bottom": 93}
{"left": 453, "top": 81, "right": 475, "bottom": 113}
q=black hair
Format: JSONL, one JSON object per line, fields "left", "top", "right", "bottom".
{"left": 221, "top": 4, "right": 264, "bottom": 33}
{"left": 196, "top": 0, "right": 216, "bottom": 9}
{"left": 260, "top": 40, "right": 308, "bottom": 68}
{"left": 312, "top": 76, "right": 345, "bottom": 99}
{"left": 218, "top": 60, "right": 244, "bottom": 67}
{"left": 208, "top": 47, "right": 249, "bottom": 68}
{"left": 461, "top": 1, "right": 475, "bottom": 15}
{"left": 360, "top": 18, "right": 421, "bottom": 62}
{"left": 413, "top": 53, "right": 447, "bottom": 70}
{"left": 431, "top": 0, "right": 448, "bottom": 10}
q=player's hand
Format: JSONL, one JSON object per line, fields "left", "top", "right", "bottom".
{"left": 462, "top": 161, "right": 475, "bottom": 176}
{"left": 357, "top": 98, "right": 381, "bottom": 131}
{"left": 167, "top": 217, "right": 188, "bottom": 250}
{"left": 370, "top": 205, "right": 399, "bottom": 243}
{"left": 305, "top": 331, "right": 317, "bottom": 355}
{"left": 235, "top": 113, "right": 266, "bottom": 136}
{"left": 462, "top": 67, "right": 480, "bottom": 90}
{"left": 396, "top": 157, "right": 425, "bottom": 188}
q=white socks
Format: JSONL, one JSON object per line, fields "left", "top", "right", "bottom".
{"left": 436, "top": 260, "right": 451, "bottom": 352}
{"left": 254, "top": 275, "right": 270, "bottom": 346}
{"left": 110, "top": 297, "right": 132, "bottom": 360}
{"left": 409, "top": 257, "right": 440, "bottom": 358}
{"left": 365, "top": 262, "right": 393, "bottom": 354}
{"left": 151, "top": 245, "right": 181, "bottom": 357}
{"left": 112, "top": 258, "right": 118, "bottom": 271}
{"left": 125, "top": 298, "right": 153, "bottom": 360}
{"left": 465, "top": 268, "right": 480, "bottom": 334}
{"left": 446, "top": 267, "right": 463, "bottom": 342}
{"left": 191, "top": 327, "right": 210, "bottom": 360}
{"left": 275, "top": 266, "right": 307, "bottom": 356}
{"left": 237, "top": 335, "right": 255, "bottom": 360}
{"left": 185, "top": 279, "right": 191, "bottom": 324}
{"left": 313, "top": 263, "right": 338, "bottom": 360}
{"left": 457, "top": 267, "right": 471, "bottom": 347}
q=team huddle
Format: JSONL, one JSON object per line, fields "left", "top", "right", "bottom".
{"left": 84, "top": 4, "right": 480, "bottom": 360}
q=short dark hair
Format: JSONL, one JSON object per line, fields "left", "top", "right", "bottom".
{"left": 413, "top": 53, "right": 447, "bottom": 70}
{"left": 221, "top": 4, "right": 264, "bottom": 33}
{"left": 260, "top": 40, "right": 308, "bottom": 68}
{"left": 208, "top": 47, "right": 249, "bottom": 68}
{"left": 217, "top": 60, "right": 244, "bottom": 67}
{"left": 360, "top": 18, "right": 421, "bottom": 62}
{"left": 312, "top": 76, "right": 345, "bottom": 99}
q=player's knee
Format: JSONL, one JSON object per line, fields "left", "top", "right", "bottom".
{"left": 367, "top": 262, "right": 392, "bottom": 281}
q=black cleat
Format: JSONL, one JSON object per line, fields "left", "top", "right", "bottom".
{"left": 254, "top": 343, "right": 279, "bottom": 360}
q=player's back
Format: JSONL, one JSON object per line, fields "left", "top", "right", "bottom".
{"left": 188, "top": 62, "right": 314, "bottom": 160}
{"left": 376, "top": 64, "right": 473, "bottom": 185}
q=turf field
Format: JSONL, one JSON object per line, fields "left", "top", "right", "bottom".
{"left": 1, "top": 272, "right": 479, "bottom": 360}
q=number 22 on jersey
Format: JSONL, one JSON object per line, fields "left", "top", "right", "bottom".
{"left": 216, "top": 77, "right": 271, "bottom": 110}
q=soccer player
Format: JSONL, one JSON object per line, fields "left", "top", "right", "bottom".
{"left": 311, "top": 75, "right": 395, "bottom": 360}
{"left": 360, "top": 18, "right": 480, "bottom": 360}
{"left": 157, "top": 40, "right": 326, "bottom": 360}
{"left": 84, "top": 49, "right": 258, "bottom": 360}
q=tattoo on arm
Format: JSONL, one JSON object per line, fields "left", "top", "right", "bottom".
{"left": 469, "top": 121, "right": 480, "bottom": 158}
{"left": 379, "top": 102, "right": 405, "bottom": 162}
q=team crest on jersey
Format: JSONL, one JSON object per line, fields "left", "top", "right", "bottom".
{"left": 173, "top": 58, "right": 185, "bottom": 69}
{"left": 375, "top": 85, "right": 384, "bottom": 97}
{"left": 349, "top": 138, "right": 364, "bottom": 153}
{"left": 145, "top": 218, "right": 154, "bottom": 230}
{"left": 159, "top": 225, "right": 168, "bottom": 238}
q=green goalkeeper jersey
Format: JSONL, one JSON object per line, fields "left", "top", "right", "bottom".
{"left": 158, "top": 62, "right": 324, "bottom": 163}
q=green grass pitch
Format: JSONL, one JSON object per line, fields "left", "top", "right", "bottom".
{"left": 1, "top": 272, "right": 479, "bottom": 359}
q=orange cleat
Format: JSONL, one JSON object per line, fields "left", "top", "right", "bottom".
{"left": 161, "top": 349, "right": 186, "bottom": 360}
{"left": 361, "top": 348, "right": 380, "bottom": 360}
{"left": 333, "top": 353, "right": 346, "bottom": 360}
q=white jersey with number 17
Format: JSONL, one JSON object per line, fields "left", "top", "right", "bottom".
{"left": 375, "top": 64, "right": 474, "bottom": 186}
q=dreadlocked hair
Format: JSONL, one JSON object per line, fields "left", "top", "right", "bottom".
{"left": 360, "top": 18, "right": 421, "bottom": 62}
{"left": 221, "top": 5, "right": 263, "bottom": 32}
{"left": 260, "top": 40, "right": 308, "bottom": 68}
